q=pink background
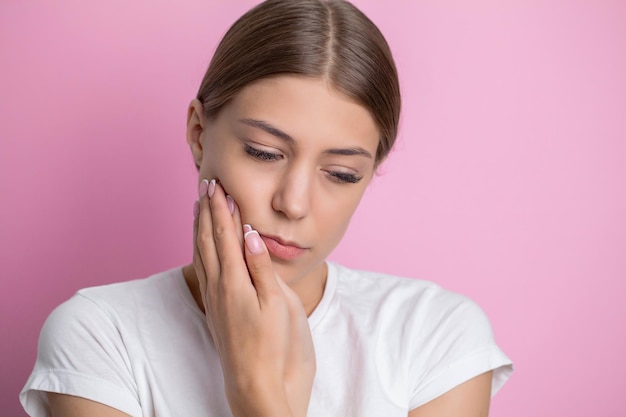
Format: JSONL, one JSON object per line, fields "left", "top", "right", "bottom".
{"left": 1, "top": 0, "right": 625, "bottom": 416}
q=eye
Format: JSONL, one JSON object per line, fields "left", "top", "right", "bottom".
{"left": 244, "top": 144, "right": 282, "bottom": 161}
{"left": 328, "top": 171, "right": 363, "bottom": 184}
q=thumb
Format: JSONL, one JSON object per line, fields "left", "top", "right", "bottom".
{"left": 243, "top": 226, "right": 281, "bottom": 305}
{"left": 276, "top": 275, "right": 315, "bottom": 358}
{"left": 275, "top": 275, "right": 307, "bottom": 318}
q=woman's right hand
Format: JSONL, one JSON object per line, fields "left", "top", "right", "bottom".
{"left": 192, "top": 178, "right": 316, "bottom": 417}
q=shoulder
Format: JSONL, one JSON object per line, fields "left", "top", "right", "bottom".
{"left": 329, "top": 262, "right": 504, "bottom": 371}
{"left": 331, "top": 262, "right": 489, "bottom": 331}
{"left": 74, "top": 267, "right": 185, "bottom": 309}
{"left": 39, "top": 267, "right": 188, "bottom": 352}
{"left": 329, "top": 263, "right": 512, "bottom": 406}
{"left": 22, "top": 268, "right": 191, "bottom": 414}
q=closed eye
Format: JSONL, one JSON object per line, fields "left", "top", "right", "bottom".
{"left": 328, "top": 171, "right": 363, "bottom": 184}
{"left": 244, "top": 144, "right": 282, "bottom": 161}
{"left": 244, "top": 144, "right": 362, "bottom": 183}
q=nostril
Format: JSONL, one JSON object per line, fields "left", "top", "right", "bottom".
{"left": 271, "top": 173, "right": 313, "bottom": 220}
{"left": 271, "top": 193, "right": 310, "bottom": 221}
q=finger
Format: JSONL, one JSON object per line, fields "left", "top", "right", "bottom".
{"left": 194, "top": 185, "right": 222, "bottom": 344}
{"left": 209, "top": 180, "right": 248, "bottom": 284}
{"left": 243, "top": 228, "right": 283, "bottom": 306}
{"left": 276, "top": 276, "right": 316, "bottom": 359}
{"left": 193, "top": 199, "right": 217, "bottom": 336}
{"left": 275, "top": 275, "right": 316, "bottom": 413}
{"left": 192, "top": 200, "right": 207, "bottom": 297}
{"left": 226, "top": 194, "right": 244, "bottom": 249}
{"left": 197, "top": 179, "right": 220, "bottom": 292}
{"left": 275, "top": 275, "right": 307, "bottom": 319}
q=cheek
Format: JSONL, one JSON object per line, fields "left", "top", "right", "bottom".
{"left": 212, "top": 163, "right": 273, "bottom": 222}
{"left": 319, "top": 189, "right": 366, "bottom": 241}
{"left": 198, "top": 142, "right": 243, "bottom": 193}
{"left": 198, "top": 145, "right": 274, "bottom": 221}
{"left": 198, "top": 145, "right": 220, "bottom": 182}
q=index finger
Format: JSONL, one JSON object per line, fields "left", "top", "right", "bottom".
{"left": 208, "top": 179, "right": 249, "bottom": 286}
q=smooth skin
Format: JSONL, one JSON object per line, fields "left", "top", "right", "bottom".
{"left": 47, "top": 76, "right": 493, "bottom": 416}
{"left": 185, "top": 76, "right": 382, "bottom": 315}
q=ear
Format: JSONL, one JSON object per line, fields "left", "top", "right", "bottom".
{"left": 186, "top": 98, "right": 205, "bottom": 170}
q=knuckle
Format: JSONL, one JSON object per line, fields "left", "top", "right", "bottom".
{"left": 197, "top": 238, "right": 209, "bottom": 253}
{"left": 246, "top": 257, "right": 271, "bottom": 276}
{"left": 213, "top": 224, "right": 227, "bottom": 243}
{"left": 219, "top": 278, "right": 244, "bottom": 301}
{"left": 197, "top": 230, "right": 213, "bottom": 250}
{"left": 219, "top": 280, "right": 237, "bottom": 298}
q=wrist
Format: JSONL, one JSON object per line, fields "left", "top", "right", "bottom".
{"left": 226, "top": 377, "right": 294, "bottom": 417}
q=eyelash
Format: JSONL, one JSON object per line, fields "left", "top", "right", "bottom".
{"left": 243, "top": 144, "right": 363, "bottom": 184}
{"left": 244, "top": 144, "right": 282, "bottom": 161}
{"left": 329, "top": 172, "right": 363, "bottom": 184}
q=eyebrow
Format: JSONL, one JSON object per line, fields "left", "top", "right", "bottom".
{"left": 240, "top": 118, "right": 294, "bottom": 144}
{"left": 238, "top": 118, "right": 373, "bottom": 159}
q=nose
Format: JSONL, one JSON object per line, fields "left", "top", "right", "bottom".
{"left": 271, "top": 165, "right": 312, "bottom": 221}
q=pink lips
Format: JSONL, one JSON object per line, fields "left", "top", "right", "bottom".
{"left": 260, "top": 235, "right": 306, "bottom": 260}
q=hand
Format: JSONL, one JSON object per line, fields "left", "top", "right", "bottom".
{"left": 192, "top": 178, "right": 316, "bottom": 417}
{"left": 276, "top": 273, "right": 317, "bottom": 417}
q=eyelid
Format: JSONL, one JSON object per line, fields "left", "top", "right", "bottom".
{"left": 243, "top": 143, "right": 282, "bottom": 161}
{"left": 242, "top": 138, "right": 283, "bottom": 153}
{"left": 330, "top": 172, "right": 362, "bottom": 183}
{"left": 243, "top": 140, "right": 364, "bottom": 183}
{"left": 325, "top": 166, "right": 363, "bottom": 184}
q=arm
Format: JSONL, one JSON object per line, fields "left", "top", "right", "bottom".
{"left": 408, "top": 372, "right": 492, "bottom": 417}
{"left": 48, "top": 393, "right": 131, "bottom": 417}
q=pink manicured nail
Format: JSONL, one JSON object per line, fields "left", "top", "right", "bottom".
{"left": 193, "top": 200, "right": 200, "bottom": 218}
{"left": 226, "top": 195, "right": 235, "bottom": 214}
{"left": 244, "top": 230, "right": 264, "bottom": 255}
{"left": 243, "top": 224, "right": 252, "bottom": 233}
{"left": 199, "top": 179, "right": 208, "bottom": 197}
{"left": 208, "top": 179, "right": 216, "bottom": 198}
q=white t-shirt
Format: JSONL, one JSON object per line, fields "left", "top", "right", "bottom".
{"left": 20, "top": 262, "right": 513, "bottom": 416}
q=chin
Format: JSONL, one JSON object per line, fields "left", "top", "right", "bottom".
{"left": 270, "top": 257, "right": 324, "bottom": 285}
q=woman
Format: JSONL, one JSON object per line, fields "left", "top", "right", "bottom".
{"left": 21, "top": 0, "right": 512, "bottom": 416}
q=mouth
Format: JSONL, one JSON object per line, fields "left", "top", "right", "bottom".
{"left": 259, "top": 234, "right": 307, "bottom": 261}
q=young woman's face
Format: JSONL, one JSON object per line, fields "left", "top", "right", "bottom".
{"left": 188, "top": 75, "right": 380, "bottom": 285}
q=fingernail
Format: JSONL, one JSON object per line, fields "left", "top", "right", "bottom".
{"left": 193, "top": 200, "right": 200, "bottom": 218}
{"left": 199, "top": 179, "right": 208, "bottom": 197}
{"left": 243, "top": 224, "right": 252, "bottom": 233}
{"left": 226, "top": 195, "right": 235, "bottom": 214}
{"left": 244, "top": 230, "right": 264, "bottom": 255}
{"left": 208, "top": 179, "right": 216, "bottom": 198}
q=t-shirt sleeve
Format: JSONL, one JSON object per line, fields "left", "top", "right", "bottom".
{"left": 20, "top": 293, "right": 143, "bottom": 417}
{"left": 408, "top": 291, "right": 513, "bottom": 410}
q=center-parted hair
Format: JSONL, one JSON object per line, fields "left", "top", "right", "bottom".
{"left": 196, "top": 0, "right": 401, "bottom": 164}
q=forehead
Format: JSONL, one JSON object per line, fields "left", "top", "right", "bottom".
{"left": 223, "top": 75, "right": 380, "bottom": 153}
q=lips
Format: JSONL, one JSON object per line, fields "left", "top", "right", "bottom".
{"left": 259, "top": 234, "right": 307, "bottom": 260}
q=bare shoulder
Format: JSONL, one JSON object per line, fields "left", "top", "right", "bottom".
{"left": 47, "top": 393, "right": 131, "bottom": 417}
{"left": 408, "top": 371, "right": 493, "bottom": 417}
